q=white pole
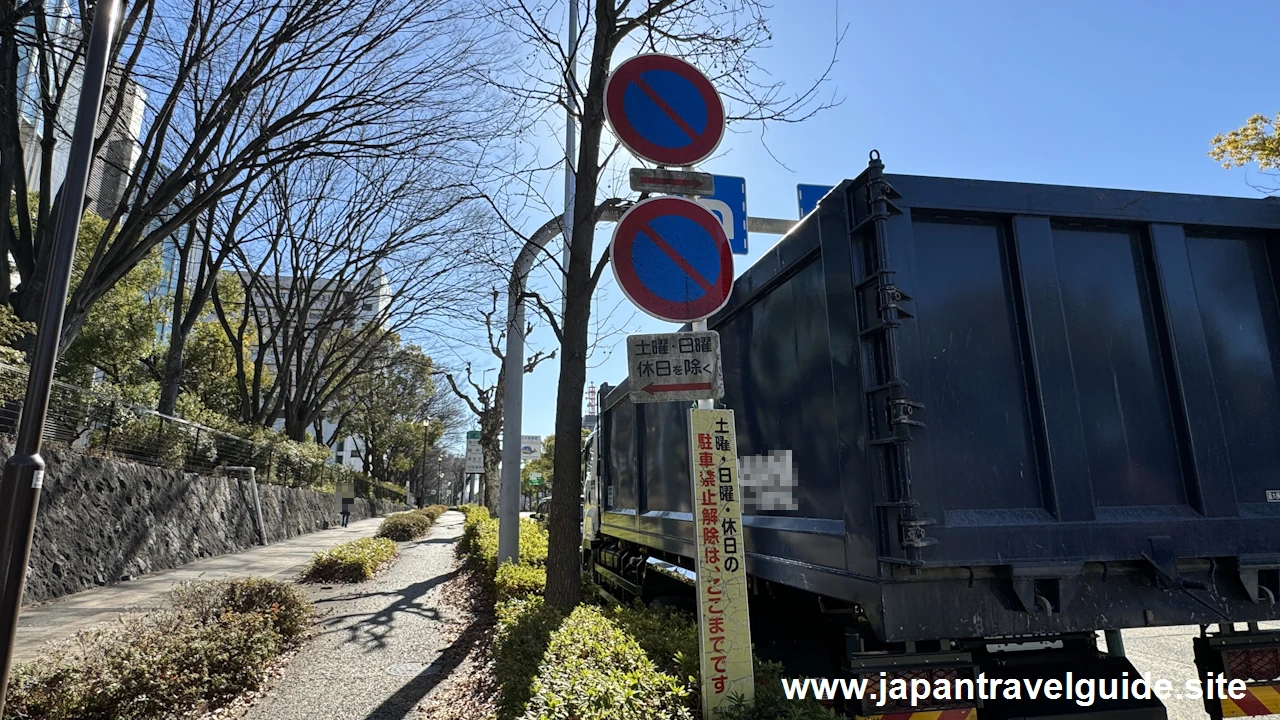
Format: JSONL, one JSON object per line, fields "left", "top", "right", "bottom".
{"left": 562, "top": 0, "right": 578, "bottom": 289}
{"left": 499, "top": 1, "right": 580, "bottom": 565}
{"left": 692, "top": 320, "right": 714, "bottom": 410}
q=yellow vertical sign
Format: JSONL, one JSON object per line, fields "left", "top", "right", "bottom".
{"left": 689, "top": 408, "right": 754, "bottom": 716}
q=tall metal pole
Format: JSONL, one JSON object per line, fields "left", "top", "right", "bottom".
{"left": 420, "top": 422, "right": 429, "bottom": 507}
{"left": 0, "top": 0, "right": 120, "bottom": 709}
{"left": 498, "top": 0, "right": 580, "bottom": 564}
{"left": 562, "top": 0, "right": 578, "bottom": 293}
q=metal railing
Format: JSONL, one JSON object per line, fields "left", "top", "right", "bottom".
{"left": 0, "top": 362, "right": 405, "bottom": 503}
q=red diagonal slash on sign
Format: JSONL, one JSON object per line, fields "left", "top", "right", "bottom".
{"left": 638, "top": 223, "right": 715, "bottom": 294}
{"left": 633, "top": 76, "right": 699, "bottom": 142}
{"left": 644, "top": 381, "right": 713, "bottom": 394}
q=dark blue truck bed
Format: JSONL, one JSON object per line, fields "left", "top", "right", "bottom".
{"left": 596, "top": 156, "right": 1280, "bottom": 643}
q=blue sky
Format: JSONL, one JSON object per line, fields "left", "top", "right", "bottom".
{"left": 488, "top": 1, "right": 1280, "bottom": 443}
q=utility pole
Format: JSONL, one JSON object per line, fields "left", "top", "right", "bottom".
{"left": 0, "top": 1, "right": 121, "bottom": 710}
{"left": 497, "top": 0, "right": 579, "bottom": 564}
{"left": 420, "top": 420, "right": 431, "bottom": 508}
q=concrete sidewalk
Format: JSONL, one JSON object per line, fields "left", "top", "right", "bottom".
{"left": 13, "top": 516, "right": 385, "bottom": 662}
{"left": 241, "top": 511, "right": 467, "bottom": 720}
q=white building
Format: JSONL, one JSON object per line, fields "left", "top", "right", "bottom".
{"left": 241, "top": 269, "right": 391, "bottom": 470}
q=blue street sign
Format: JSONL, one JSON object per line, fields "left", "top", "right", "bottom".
{"left": 695, "top": 175, "right": 748, "bottom": 255}
{"left": 798, "top": 184, "right": 835, "bottom": 218}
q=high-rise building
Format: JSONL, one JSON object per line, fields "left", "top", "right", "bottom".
{"left": 15, "top": 1, "right": 147, "bottom": 219}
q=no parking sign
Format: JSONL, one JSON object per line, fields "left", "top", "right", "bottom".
{"left": 610, "top": 197, "right": 734, "bottom": 323}
{"left": 605, "top": 54, "right": 725, "bottom": 167}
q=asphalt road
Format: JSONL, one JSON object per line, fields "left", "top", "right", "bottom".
{"left": 1122, "top": 622, "right": 1280, "bottom": 720}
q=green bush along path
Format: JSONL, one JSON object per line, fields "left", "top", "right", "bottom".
{"left": 11, "top": 516, "right": 386, "bottom": 662}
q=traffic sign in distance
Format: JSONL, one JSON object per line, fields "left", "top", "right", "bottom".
{"left": 798, "top": 184, "right": 836, "bottom": 218}
{"left": 610, "top": 196, "right": 734, "bottom": 323}
{"left": 629, "top": 167, "right": 715, "bottom": 196}
{"left": 627, "top": 331, "right": 724, "bottom": 404}
{"left": 465, "top": 432, "right": 484, "bottom": 474}
{"left": 605, "top": 54, "right": 725, "bottom": 167}
{"left": 696, "top": 175, "right": 748, "bottom": 255}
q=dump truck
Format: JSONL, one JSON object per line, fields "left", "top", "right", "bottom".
{"left": 581, "top": 152, "right": 1280, "bottom": 720}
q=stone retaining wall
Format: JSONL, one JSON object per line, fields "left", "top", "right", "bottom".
{"left": 6, "top": 441, "right": 406, "bottom": 604}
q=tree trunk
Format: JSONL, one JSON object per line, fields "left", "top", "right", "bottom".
{"left": 481, "top": 403, "right": 502, "bottom": 512}
{"left": 544, "top": 0, "right": 617, "bottom": 611}
{"left": 156, "top": 325, "right": 187, "bottom": 416}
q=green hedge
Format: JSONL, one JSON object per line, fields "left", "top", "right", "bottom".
{"left": 3, "top": 578, "right": 311, "bottom": 720}
{"left": 463, "top": 503, "right": 832, "bottom": 719}
{"left": 376, "top": 511, "right": 434, "bottom": 541}
{"left": 521, "top": 604, "right": 694, "bottom": 720}
{"left": 300, "top": 537, "right": 399, "bottom": 583}
{"left": 496, "top": 563, "right": 547, "bottom": 602}
{"left": 459, "top": 509, "right": 547, "bottom": 576}
{"left": 494, "top": 597, "right": 566, "bottom": 719}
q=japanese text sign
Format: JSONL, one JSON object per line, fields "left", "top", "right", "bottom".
{"left": 627, "top": 330, "right": 724, "bottom": 404}
{"left": 689, "top": 408, "right": 753, "bottom": 715}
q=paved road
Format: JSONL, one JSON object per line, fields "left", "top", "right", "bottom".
{"left": 13, "top": 517, "right": 385, "bottom": 662}
{"left": 1124, "top": 623, "right": 1280, "bottom": 720}
{"left": 240, "top": 510, "right": 466, "bottom": 720}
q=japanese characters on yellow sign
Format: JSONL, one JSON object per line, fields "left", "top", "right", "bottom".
{"left": 689, "top": 408, "right": 754, "bottom": 716}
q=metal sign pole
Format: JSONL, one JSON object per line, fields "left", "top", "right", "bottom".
{"left": 0, "top": 0, "right": 121, "bottom": 709}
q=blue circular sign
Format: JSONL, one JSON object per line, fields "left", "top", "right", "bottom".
{"left": 610, "top": 197, "right": 734, "bottom": 322}
{"left": 604, "top": 54, "right": 725, "bottom": 166}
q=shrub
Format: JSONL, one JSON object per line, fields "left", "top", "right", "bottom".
{"left": 606, "top": 603, "right": 700, "bottom": 686}
{"left": 518, "top": 517, "right": 548, "bottom": 566}
{"left": 461, "top": 514, "right": 548, "bottom": 576}
{"left": 300, "top": 537, "right": 399, "bottom": 583}
{"left": 471, "top": 516, "right": 500, "bottom": 572}
{"left": 495, "top": 562, "right": 546, "bottom": 602}
{"left": 4, "top": 608, "right": 282, "bottom": 719}
{"left": 169, "top": 577, "right": 312, "bottom": 643}
{"left": 376, "top": 511, "right": 433, "bottom": 541}
{"left": 520, "top": 604, "right": 693, "bottom": 720}
{"left": 418, "top": 504, "right": 448, "bottom": 523}
{"left": 493, "top": 597, "right": 566, "bottom": 720}
{"left": 457, "top": 504, "right": 491, "bottom": 558}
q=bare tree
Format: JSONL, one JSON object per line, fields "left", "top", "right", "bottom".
{"left": 153, "top": 174, "right": 266, "bottom": 415}
{"left": 0, "top": 0, "right": 501, "bottom": 357}
{"left": 213, "top": 153, "right": 492, "bottom": 442}
{"left": 440, "top": 290, "right": 554, "bottom": 512}
{"left": 488, "top": 0, "right": 842, "bottom": 610}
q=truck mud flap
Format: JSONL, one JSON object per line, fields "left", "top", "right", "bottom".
{"left": 847, "top": 651, "right": 982, "bottom": 720}
{"left": 1193, "top": 626, "right": 1280, "bottom": 719}
{"left": 976, "top": 650, "right": 1165, "bottom": 720}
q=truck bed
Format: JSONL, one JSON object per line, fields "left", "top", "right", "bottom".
{"left": 597, "top": 160, "right": 1280, "bottom": 641}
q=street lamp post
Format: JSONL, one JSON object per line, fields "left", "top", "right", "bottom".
{"left": 0, "top": 1, "right": 121, "bottom": 709}
{"left": 419, "top": 420, "right": 431, "bottom": 509}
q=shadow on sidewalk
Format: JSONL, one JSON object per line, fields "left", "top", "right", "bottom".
{"left": 314, "top": 567, "right": 462, "bottom": 652}
{"left": 360, "top": 615, "right": 491, "bottom": 720}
